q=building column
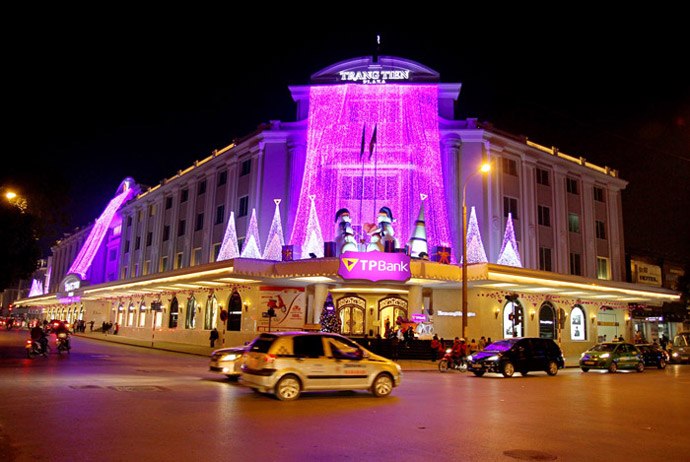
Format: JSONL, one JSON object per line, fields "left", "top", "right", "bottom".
{"left": 551, "top": 165, "right": 569, "bottom": 273}
{"left": 581, "top": 177, "right": 596, "bottom": 278}
{"left": 520, "top": 157, "right": 538, "bottom": 268}
{"left": 312, "top": 284, "right": 329, "bottom": 324}
{"left": 407, "top": 285, "right": 423, "bottom": 317}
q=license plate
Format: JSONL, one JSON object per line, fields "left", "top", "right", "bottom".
{"left": 584, "top": 361, "right": 596, "bottom": 365}
{"left": 471, "top": 363, "right": 483, "bottom": 369}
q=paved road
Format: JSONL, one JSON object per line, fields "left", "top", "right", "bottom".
{"left": 1, "top": 329, "right": 688, "bottom": 462}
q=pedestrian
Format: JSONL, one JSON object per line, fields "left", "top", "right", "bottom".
{"left": 469, "top": 338, "right": 479, "bottom": 354}
{"left": 486, "top": 337, "right": 493, "bottom": 347}
{"left": 478, "top": 336, "right": 487, "bottom": 350}
{"left": 430, "top": 334, "right": 441, "bottom": 361}
{"left": 114, "top": 322, "right": 119, "bottom": 335}
{"left": 209, "top": 328, "right": 219, "bottom": 348}
{"left": 89, "top": 320, "right": 95, "bottom": 332}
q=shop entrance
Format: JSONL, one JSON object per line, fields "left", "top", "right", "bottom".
{"left": 597, "top": 312, "right": 619, "bottom": 342}
{"left": 378, "top": 296, "right": 408, "bottom": 337}
{"left": 336, "top": 295, "right": 366, "bottom": 336}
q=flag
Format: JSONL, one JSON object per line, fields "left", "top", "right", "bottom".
{"left": 369, "top": 124, "right": 377, "bottom": 159}
{"left": 359, "top": 124, "right": 366, "bottom": 159}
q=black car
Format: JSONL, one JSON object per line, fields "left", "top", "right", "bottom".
{"left": 467, "top": 337, "right": 565, "bottom": 378}
{"left": 636, "top": 343, "right": 668, "bottom": 369}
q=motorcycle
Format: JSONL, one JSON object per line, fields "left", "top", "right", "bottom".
{"left": 438, "top": 348, "right": 467, "bottom": 372}
{"left": 56, "top": 333, "right": 71, "bottom": 354}
{"left": 26, "top": 338, "right": 49, "bottom": 359}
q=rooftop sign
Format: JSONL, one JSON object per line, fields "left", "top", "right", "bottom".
{"left": 338, "top": 251, "right": 411, "bottom": 282}
{"left": 311, "top": 56, "right": 439, "bottom": 84}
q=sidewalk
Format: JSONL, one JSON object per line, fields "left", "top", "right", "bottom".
{"left": 74, "top": 331, "right": 441, "bottom": 371}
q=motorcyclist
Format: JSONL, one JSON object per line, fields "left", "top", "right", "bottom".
{"left": 30, "top": 324, "right": 49, "bottom": 354}
{"left": 451, "top": 337, "right": 467, "bottom": 368}
{"left": 55, "top": 322, "right": 71, "bottom": 350}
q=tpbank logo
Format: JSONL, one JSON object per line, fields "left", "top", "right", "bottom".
{"left": 338, "top": 251, "right": 411, "bottom": 283}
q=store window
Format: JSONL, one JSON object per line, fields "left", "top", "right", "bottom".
{"left": 127, "top": 303, "right": 136, "bottom": 327}
{"left": 168, "top": 297, "right": 179, "bottom": 329}
{"left": 185, "top": 295, "right": 197, "bottom": 329}
{"left": 539, "top": 302, "right": 556, "bottom": 339}
{"left": 138, "top": 302, "right": 147, "bottom": 328}
{"left": 151, "top": 301, "right": 163, "bottom": 329}
{"left": 570, "top": 305, "right": 586, "bottom": 341}
{"left": 503, "top": 298, "right": 524, "bottom": 338}
{"left": 227, "top": 290, "right": 242, "bottom": 331}
{"left": 204, "top": 295, "right": 218, "bottom": 330}
{"left": 117, "top": 304, "right": 125, "bottom": 325}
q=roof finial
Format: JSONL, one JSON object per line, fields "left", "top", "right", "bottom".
{"left": 373, "top": 34, "right": 381, "bottom": 63}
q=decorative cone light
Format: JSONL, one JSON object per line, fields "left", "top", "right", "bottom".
{"left": 262, "top": 199, "right": 285, "bottom": 261}
{"left": 497, "top": 213, "right": 522, "bottom": 267}
{"left": 301, "top": 195, "right": 325, "bottom": 259}
{"left": 217, "top": 211, "right": 240, "bottom": 261}
{"left": 408, "top": 194, "right": 428, "bottom": 258}
{"left": 240, "top": 209, "right": 263, "bottom": 259}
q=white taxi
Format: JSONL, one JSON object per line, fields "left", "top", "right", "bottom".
{"left": 240, "top": 331, "right": 402, "bottom": 401}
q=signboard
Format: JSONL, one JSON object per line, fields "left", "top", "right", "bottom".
{"left": 258, "top": 287, "right": 305, "bottom": 330}
{"left": 338, "top": 251, "right": 411, "bottom": 282}
{"left": 631, "top": 260, "right": 662, "bottom": 287}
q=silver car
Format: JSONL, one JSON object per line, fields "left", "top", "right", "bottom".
{"left": 240, "top": 331, "right": 402, "bottom": 401}
{"left": 209, "top": 346, "right": 247, "bottom": 380}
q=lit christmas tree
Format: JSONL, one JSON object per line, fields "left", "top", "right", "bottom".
{"left": 301, "top": 195, "right": 324, "bottom": 259}
{"left": 319, "top": 293, "right": 341, "bottom": 333}
{"left": 262, "top": 199, "right": 285, "bottom": 261}
{"left": 408, "top": 194, "right": 428, "bottom": 258}
{"left": 240, "top": 209, "right": 263, "bottom": 259}
{"left": 28, "top": 278, "right": 44, "bottom": 297}
{"left": 217, "top": 211, "right": 240, "bottom": 261}
{"left": 497, "top": 213, "right": 522, "bottom": 267}
{"left": 463, "top": 206, "right": 488, "bottom": 264}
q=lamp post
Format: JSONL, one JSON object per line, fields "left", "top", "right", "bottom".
{"left": 461, "top": 162, "right": 491, "bottom": 339}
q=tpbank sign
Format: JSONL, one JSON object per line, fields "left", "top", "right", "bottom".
{"left": 338, "top": 251, "right": 411, "bottom": 283}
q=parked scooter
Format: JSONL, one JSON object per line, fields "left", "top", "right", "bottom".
{"left": 26, "top": 338, "right": 49, "bottom": 359}
{"left": 56, "top": 332, "right": 71, "bottom": 354}
{"left": 438, "top": 348, "right": 467, "bottom": 372}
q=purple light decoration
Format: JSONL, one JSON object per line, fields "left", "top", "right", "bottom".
{"left": 301, "top": 195, "right": 324, "bottom": 259}
{"left": 262, "top": 199, "right": 285, "bottom": 261}
{"left": 28, "top": 279, "right": 44, "bottom": 297}
{"left": 463, "top": 206, "right": 488, "bottom": 264}
{"left": 240, "top": 208, "right": 263, "bottom": 259}
{"left": 68, "top": 180, "right": 137, "bottom": 279}
{"left": 289, "top": 84, "right": 452, "bottom": 258}
{"left": 44, "top": 264, "right": 52, "bottom": 294}
{"left": 217, "top": 211, "right": 240, "bottom": 261}
{"left": 408, "top": 194, "right": 428, "bottom": 258}
{"left": 497, "top": 213, "right": 522, "bottom": 267}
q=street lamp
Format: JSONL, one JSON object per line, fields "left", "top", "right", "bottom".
{"left": 461, "top": 162, "right": 491, "bottom": 339}
{"left": 3, "top": 189, "right": 28, "bottom": 212}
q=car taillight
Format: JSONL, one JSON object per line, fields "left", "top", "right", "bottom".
{"left": 25, "top": 340, "right": 32, "bottom": 346}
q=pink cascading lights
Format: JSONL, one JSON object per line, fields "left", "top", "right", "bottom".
{"left": 289, "top": 84, "right": 451, "bottom": 254}
{"left": 68, "top": 186, "right": 136, "bottom": 279}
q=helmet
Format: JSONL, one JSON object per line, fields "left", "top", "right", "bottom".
{"left": 460, "top": 338, "right": 466, "bottom": 342}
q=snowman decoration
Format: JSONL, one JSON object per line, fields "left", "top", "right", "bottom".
{"left": 335, "top": 208, "right": 358, "bottom": 255}
{"left": 366, "top": 206, "right": 398, "bottom": 252}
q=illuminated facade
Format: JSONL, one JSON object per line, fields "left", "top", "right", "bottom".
{"left": 18, "top": 55, "right": 681, "bottom": 360}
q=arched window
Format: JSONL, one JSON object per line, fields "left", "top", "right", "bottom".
{"left": 117, "top": 304, "right": 125, "bottom": 325}
{"left": 503, "top": 299, "right": 524, "bottom": 338}
{"left": 539, "top": 302, "right": 557, "bottom": 339}
{"left": 570, "top": 305, "right": 586, "bottom": 341}
{"left": 168, "top": 297, "right": 179, "bottom": 328}
{"left": 204, "top": 295, "right": 218, "bottom": 330}
{"left": 185, "top": 295, "right": 197, "bottom": 329}
{"left": 127, "top": 303, "right": 136, "bottom": 327}
{"left": 227, "top": 290, "right": 242, "bottom": 332}
{"left": 138, "top": 301, "right": 147, "bottom": 327}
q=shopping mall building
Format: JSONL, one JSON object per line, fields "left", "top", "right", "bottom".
{"left": 18, "top": 55, "right": 681, "bottom": 359}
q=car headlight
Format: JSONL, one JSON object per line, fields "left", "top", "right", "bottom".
{"left": 486, "top": 355, "right": 499, "bottom": 361}
{"left": 446, "top": 348, "right": 452, "bottom": 354}
{"left": 467, "top": 355, "right": 473, "bottom": 362}
{"left": 600, "top": 353, "right": 610, "bottom": 358}
{"left": 220, "top": 354, "right": 239, "bottom": 361}
{"left": 672, "top": 352, "right": 679, "bottom": 358}
{"left": 580, "top": 352, "right": 586, "bottom": 358}
{"left": 396, "top": 364, "right": 402, "bottom": 373}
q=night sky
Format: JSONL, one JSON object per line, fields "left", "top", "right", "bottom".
{"left": 4, "top": 20, "right": 689, "bottom": 264}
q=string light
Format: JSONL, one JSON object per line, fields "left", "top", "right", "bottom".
{"left": 464, "top": 206, "right": 488, "bottom": 264}
{"left": 262, "top": 199, "right": 285, "bottom": 261}
{"left": 240, "top": 209, "right": 262, "bottom": 259}
{"left": 301, "top": 195, "right": 325, "bottom": 259}
{"left": 497, "top": 213, "right": 522, "bottom": 267}
{"left": 289, "top": 84, "right": 451, "bottom": 256}
{"left": 69, "top": 181, "right": 137, "bottom": 278}
{"left": 217, "top": 211, "right": 240, "bottom": 261}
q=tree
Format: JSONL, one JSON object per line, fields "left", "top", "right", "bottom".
{"left": 0, "top": 202, "right": 40, "bottom": 291}
{"left": 319, "top": 293, "right": 340, "bottom": 333}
